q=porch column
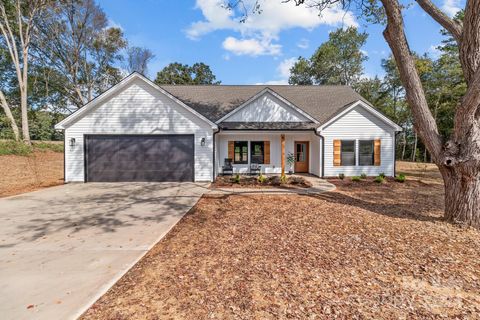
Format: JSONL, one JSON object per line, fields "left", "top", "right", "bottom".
{"left": 281, "top": 134, "right": 285, "bottom": 176}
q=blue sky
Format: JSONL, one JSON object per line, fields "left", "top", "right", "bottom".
{"left": 97, "top": 0, "right": 464, "bottom": 84}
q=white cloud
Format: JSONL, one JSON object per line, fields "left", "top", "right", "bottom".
{"left": 442, "top": 0, "right": 462, "bottom": 17}
{"left": 278, "top": 57, "right": 297, "bottom": 79}
{"left": 256, "top": 57, "right": 298, "bottom": 85}
{"left": 222, "top": 36, "right": 281, "bottom": 56}
{"left": 428, "top": 44, "right": 441, "bottom": 58}
{"left": 297, "top": 38, "right": 309, "bottom": 49}
{"left": 360, "top": 49, "right": 368, "bottom": 57}
{"left": 187, "top": 0, "right": 357, "bottom": 56}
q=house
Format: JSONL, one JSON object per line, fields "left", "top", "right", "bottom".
{"left": 55, "top": 73, "right": 402, "bottom": 182}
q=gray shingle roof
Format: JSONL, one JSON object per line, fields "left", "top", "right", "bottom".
{"left": 160, "top": 85, "right": 368, "bottom": 124}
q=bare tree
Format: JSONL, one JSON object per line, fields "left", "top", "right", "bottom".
{"left": 227, "top": 0, "right": 480, "bottom": 227}
{"left": 34, "top": 0, "right": 126, "bottom": 110}
{"left": 0, "top": 0, "right": 50, "bottom": 143}
{"left": 125, "top": 46, "right": 155, "bottom": 75}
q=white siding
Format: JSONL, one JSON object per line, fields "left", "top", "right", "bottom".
{"left": 216, "top": 131, "right": 320, "bottom": 175}
{"left": 64, "top": 79, "right": 213, "bottom": 182}
{"left": 223, "top": 92, "right": 309, "bottom": 122}
{"left": 322, "top": 105, "right": 396, "bottom": 177}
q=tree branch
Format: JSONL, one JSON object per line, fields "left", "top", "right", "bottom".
{"left": 380, "top": 0, "right": 444, "bottom": 162}
{"left": 0, "top": 90, "right": 20, "bottom": 141}
{"left": 415, "top": 0, "right": 462, "bottom": 43}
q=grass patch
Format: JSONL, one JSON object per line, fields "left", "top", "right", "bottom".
{"left": 0, "top": 140, "right": 64, "bottom": 156}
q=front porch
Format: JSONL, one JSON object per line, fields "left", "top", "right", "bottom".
{"left": 215, "top": 131, "right": 322, "bottom": 177}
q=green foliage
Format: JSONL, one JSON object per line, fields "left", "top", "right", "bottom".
{"left": 338, "top": 173, "right": 345, "bottom": 180}
{"left": 395, "top": 173, "right": 406, "bottom": 183}
{"left": 351, "top": 176, "right": 361, "bottom": 182}
{"left": 374, "top": 175, "right": 385, "bottom": 184}
{"left": 257, "top": 174, "right": 267, "bottom": 184}
{"left": 286, "top": 152, "right": 295, "bottom": 171}
{"left": 360, "top": 173, "right": 367, "bottom": 179}
{"left": 280, "top": 174, "right": 287, "bottom": 184}
{"left": 155, "top": 62, "right": 221, "bottom": 85}
{"left": 33, "top": 141, "right": 64, "bottom": 153}
{"left": 379, "top": 172, "right": 386, "bottom": 178}
{"left": 0, "top": 140, "right": 33, "bottom": 156}
{"left": 233, "top": 174, "right": 240, "bottom": 183}
{"left": 290, "top": 27, "right": 368, "bottom": 86}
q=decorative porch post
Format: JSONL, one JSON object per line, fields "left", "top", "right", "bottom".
{"left": 281, "top": 134, "right": 285, "bottom": 176}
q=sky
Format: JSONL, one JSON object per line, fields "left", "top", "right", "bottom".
{"left": 97, "top": 0, "right": 465, "bottom": 85}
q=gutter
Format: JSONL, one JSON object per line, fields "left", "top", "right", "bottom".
{"left": 313, "top": 128, "right": 325, "bottom": 178}
{"left": 212, "top": 127, "right": 220, "bottom": 181}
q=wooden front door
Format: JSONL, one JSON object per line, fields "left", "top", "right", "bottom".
{"left": 294, "top": 141, "right": 309, "bottom": 173}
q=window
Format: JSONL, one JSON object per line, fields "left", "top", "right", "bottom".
{"left": 250, "top": 141, "right": 264, "bottom": 164}
{"left": 234, "top": 141, "right": 248, "bottom": 164}
{"left": 359, "top": 140, "right": 374, "bottom": 166}
{"left": 341, "top": 140, "right": 356, "bottom": 166}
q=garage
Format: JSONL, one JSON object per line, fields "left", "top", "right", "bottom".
{"left": 85, "top": 134, "right": 194, "bottom": 182}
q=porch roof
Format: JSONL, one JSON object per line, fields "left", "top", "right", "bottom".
{"left": 218, "top": 122, "right": 318, "bottom": 130}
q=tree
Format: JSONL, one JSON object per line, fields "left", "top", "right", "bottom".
{"left": 228, "top": 0, "right": 480, "bottom": 228}
{"left": 154, "top": 62, "right": 221, "bottom": 85}
{"left": 34, "top": 0, "right": 127, "bottom": 110}
{"left": 289, "top": 27, "right": 368, "bottom": 86}
{"left": 288, "top": 57, "right": 312, "bottom": 85}
{"left": 125, "top": 46, "right": 155, "bottom": 75}
{"left": 0, "top": 0, "right": 51, "bottom": 143}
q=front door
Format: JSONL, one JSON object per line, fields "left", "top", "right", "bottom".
{"left": 294, "top": 141, "right": 309, "bottom": 173}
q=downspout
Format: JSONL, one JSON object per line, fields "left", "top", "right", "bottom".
{"left": 212, "top": 127, "right": 220, "bottom": 182}
{"left": 313, "top": 128, "right": 325, "bottom": 178}
{"left": 394, "top": 131, "right": 398, "bottom": 177}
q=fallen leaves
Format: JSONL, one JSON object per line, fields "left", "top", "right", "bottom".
{"left": 82, "top": 178, "right": 480, "bottom": 320}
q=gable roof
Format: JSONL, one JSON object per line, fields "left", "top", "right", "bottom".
{"left": 216, "top": 88, "right": 319, "bottom": 123}
{"left": 160, "top": 84, "right": 369, "bottom": 125}
{"left": 55, "top": 73, "right": 218, "bottom": 130}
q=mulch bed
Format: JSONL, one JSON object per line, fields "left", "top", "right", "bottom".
{"left": 82, "top": 177, "right": 480, "bottom": 319}
{"left": 212, "top": 175, "right": 312, "bottom": 189}
{"left": 0, "top": 150, "right": 63, "bottom": 197}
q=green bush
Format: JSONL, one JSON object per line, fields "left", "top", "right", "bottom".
{"left": 395, "top": 173, "right": 406, "bottom": 183}
{"left": 280, "top": 174, "right": 288, "bottom": 184}
{"left": 338, "top": 173, "right": 345, "bottom": 180}
{"left": 233, "top": 174, "right": 240, "bottom": 183}
{"left": 351, "top": 176, "right": 361, "bottom": 182}
{"left": 257, "top": 174, "right": 267, "bottom": 184}
{"left": 0, "top": 140, "right": 33, "bottom": 156}
{"left": 379, "top": 172, "right": 386, "bottom": 179}
{"left": 374, "top": 175, "right": 385, "bottom": 183}
{"left": 360, "top": 173, "right": 367, "bottom": 179}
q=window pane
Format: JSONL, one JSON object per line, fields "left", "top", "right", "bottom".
{"left": 234, "top": 141, "right": 248, "bottom": 164}
{"left": 359, "top": 140, "right": 374, "bottom": 166}
{"left": 250, "top": 141, "right": 264, "bottom": 164}
{"left": 341, "top": 140, "right": 355, "bottom": 166}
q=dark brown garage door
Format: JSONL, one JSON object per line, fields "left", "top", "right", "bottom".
{"left": 85, "top": 135, "right": 194, "bottom": 182}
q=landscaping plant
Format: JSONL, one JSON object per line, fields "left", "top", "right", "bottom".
{"left": 351, "top": 176, "right": 361, "bottom": 182}
{"left": 233, "top": 174, "right": 240, "bottom": 184}
{"left": 360, "top": 173, "right": 367, "bottom": 179}
{"left": 257, "top": 174, "right": 267, "bottom": 184}
{"left": 395, "top": 173, "right": 406, "bottom": 183}
{"left": 338, "top": 173, "right": 345, "bottom": 180}
{"left": 374, "top": 175, "right": 385, "bottom": 183}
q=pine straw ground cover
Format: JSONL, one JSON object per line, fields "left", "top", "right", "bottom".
{"left": 82, "top": 178, "right": 480, "bottom": 319}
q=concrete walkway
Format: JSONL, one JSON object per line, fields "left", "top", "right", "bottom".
{"left": 0, "top": 182, "right": 208, "bottom": 320}
{"left": 209, "top": 174, "right": 336, "bottom": 195}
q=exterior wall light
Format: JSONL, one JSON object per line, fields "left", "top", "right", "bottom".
{"left": 69, "top": 138, "right": 76, "bottom": 147}
{"left": 200, "top": 137, "right": 206, "bottom": 146}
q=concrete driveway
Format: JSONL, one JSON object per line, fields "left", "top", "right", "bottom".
{"left": 0, "top": 182, "right": 208, "bottom": 320}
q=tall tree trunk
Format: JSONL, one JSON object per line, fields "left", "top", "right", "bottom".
{"left": 0, "top": 90, "right": 20, "bottom": 141}
{"left": 412, "top": 131, "right": 418, "bottom": 162}
{"left": 401, "top": 131, "right": 406, "bottom": 160}
{"left": 442, "top": 165, "right": 480, "bottom": 227}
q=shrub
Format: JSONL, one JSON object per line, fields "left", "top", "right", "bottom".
{"left": 374, "top": 175, "right": 385, "bottom": 183}
{"left": 351, "top": 176, "right": 361, "bottom": 182}
{"left": 360, "top": 173, "right": 367, "bottom": 179}
{"left": 379, "top": 172, "right": 386, "bottom": 179}
{"left": 257, "top": 174, "right": 267, "bottom": 184}
{"left": 395, "top": 173, "right": 406, "bottom": 183}
{"left": 233, "top": 174, "right": 240, "bottom": 183}
{"left": 338, "top": 173, "right": 345, "bottom": 180}
{"left": 280, "top": 174, "right": 288, "bottom": 184}
{"left": 0, "top": 140, "right": 33, "bottom": 156}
